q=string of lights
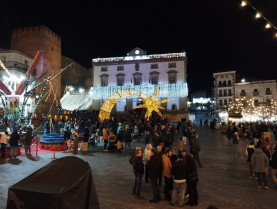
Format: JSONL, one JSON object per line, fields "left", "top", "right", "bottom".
{"left": 240, "top": 0, "right": 277, "bottom": 37}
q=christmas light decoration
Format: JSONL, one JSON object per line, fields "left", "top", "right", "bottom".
{"left": 99, "top": 87, "right": 173, "bottom": 122}
{"left": 240, "top": 1, "right": 277, "bottom": 38}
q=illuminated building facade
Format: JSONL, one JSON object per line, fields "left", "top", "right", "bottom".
{"left": 90, "top": 47, "right": 188, "bottom": 115}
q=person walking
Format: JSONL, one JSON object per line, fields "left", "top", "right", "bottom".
{"left": 143, "top": 143, "right": 152, "bottom": 183}
{"left": 9, "top": 129, "right": 20, "bottom": 158}
{"left": 192, "top": 134, "right": 202, "bottom": 168}
{"left": 108, "top": 131, "right": 116, "bottom": 152}
{"left": 131, "top": 149, "right": 144, "bottom": 199}
{"left": 124, "top": 128, "right": 132, "bottom": 150}
{"left": 185, "top": 154, "right": 199, "bottom": 206}
{"left": 162, "top": 149, "right": 173, "bottom": 201}
{"left": 24, "top": 128, "right": 33, "bottom": 156}
{"left": 82, "top": 127, "right": 89, "bottom": 152}
{"left": 270, "top": 146, "right": 277, "bottom": 189}
{"left": 148, "top": 149, "right": 162, "bottom": 203}
{"left": 246, "top": 141, "right": 255, "bottom": 178}
{"left": 0, "top": 131, "right": 10, "bottom": 158}
{"left": 251, "top": 145, "right": 270, "bottom": 189}
{"left": 102, "top": 126, "right": 109, "bottom": 151}
{"left": 170, "top": 153, "right": 187, "bottom": 207}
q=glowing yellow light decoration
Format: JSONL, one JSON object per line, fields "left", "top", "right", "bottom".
{"left": 99, "top": 87, "right": 173, "bottom": 122}
{"left": 132, "top": 87, "right": 173, "bottom": 121}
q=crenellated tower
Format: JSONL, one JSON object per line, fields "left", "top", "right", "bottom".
{"left": 11, "top": 25, "right": 62, "bottom": 119}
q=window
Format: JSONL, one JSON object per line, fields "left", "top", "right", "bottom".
{"left": 229, "top": 99, "right": 232, "bottom": 104}
{"left": 240, "top": 90, "right": 246, "bottom": 96}
{"left": 224, "top": 90, "right": 227, "bottom": 96}
{"left": 218, "top": 81, "right": 222, "bottom": 87}
{"left": 101, "top": 67, "right": 108, "bottom": 72}
{"left": 150, "top": 71, "right": 160, "bottom": 85}
{"left": 223, "top": 81, "right": 227, "bottom": 87}
{"left": 151, "top": 76, "right": 158, "bottom": 84}
{"left": 228, "top": 80, "right": 231, "bottom": 86}
{"left": 224, "top": 99, "right": 227, "bottom": 106}
{"left": 219, "top": 90, "right": 222, "bottom": 97}
{"left": 219, "top": 100, "right": 223, "bottom": 106}
{"left": 133, "top": 72, "right": 142, "bottom": 85}
{"left": 1, "top": 56, "right": 6, "bottom": 62}
{"left": 117, "top": 66, "right": 124, "bottom": 71}
{"left": 228, "top": 89, "right": 232, "bottom": 96}
{"left": 167, "top": 70, "right": 177, "bottom": 84}
{"left": 168, "top": 63, "right": 176, "bottom": 68}
{"left": 266, "top": 99, "right": 271, "bottom": 105}
{"left": 253, "top": 89, "right": 259, "bottom": 96}
{"left": 254, "top": 100, "right": 259, "bottom": 106}
{"left": 266, "top": 88, "right": 272, "bottom": 95}
{"left": 116, "top": 73, "right": 125, "bottom": 86}
{"left": 100, "top": 74, "right": 109, "bottom": 86}
{"left": 151, "top": 64, "right": 158, "bottom": 69}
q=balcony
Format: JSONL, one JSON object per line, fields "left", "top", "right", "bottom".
{"left": 253, "top": 92, "right": 259, "bottom": 96}
{"left": 265, "top": 90, "right": 272, "bottom": 95}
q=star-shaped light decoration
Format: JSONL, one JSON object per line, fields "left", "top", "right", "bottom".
{"left": 133, "top": 87, "right": 174, "bottom": 121}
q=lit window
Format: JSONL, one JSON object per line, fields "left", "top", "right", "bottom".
{"left": 116, "top": 73, "right": 125, "bottom": 86}
{"left": 100, "top": 74, "right": 109, "bottom": 86}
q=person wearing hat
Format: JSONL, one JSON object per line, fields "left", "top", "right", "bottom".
{"left": 117, "top": 123, "right": 123, "bottom": 134}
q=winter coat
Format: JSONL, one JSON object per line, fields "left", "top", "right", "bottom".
{"left": 270, "top": 151, "right": 277, "bottom": 169}
{"left": 148, "top": 153, "right": 162, "bottom": 180}
{"left": 171, "top": 159, "right": 187, "bottom": 180}
{"left": 102, "top": 128, "right": 108, "bottom": 140}
{"left": 24, "top": 130, "right": 33, "bottom": 146}
{"left": 9, "top": 131, "right": 20, "bottom": 147}
{"left": 251, "top": 148, "right": 269, "bottom": 172}
{"left": 192, "top": 139, "right": 200, "bottom": 153}
{"left": 162, "top": 154, "right": 172, "bottom": 178}
{"left": 246, "top": 145, "right": 255, "bottom": 162}
{"left": 124, "top": 130, "right": 132, "bottom": 143}
{"left": 132, "top": 156, "right": 144, "bottom": 175}
{"left": 152, "top": 134, "right": 160, "bottom": 147}
{"left": 232, "top": 134, "right": 239, "bottom": 144}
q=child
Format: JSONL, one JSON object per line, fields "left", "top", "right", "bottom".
{"left": 178, "top": 138, "right": 183, "bottom": 155}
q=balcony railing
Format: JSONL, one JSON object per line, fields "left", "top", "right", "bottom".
{"left": 253, "top": 92, "right": 259, "bottom": 96}
{"left": 265, "top": 90, "right": 272, "bottom": 95}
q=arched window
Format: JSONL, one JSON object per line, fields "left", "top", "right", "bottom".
{"left": 133, "top": 72, "right": 142, "bottom": 85}
{"left": 167, "top": 70, "right": 178, "bottom": 84}
{"left": 100, "top": 74, "right": 109, "bottom": 86}
{"left": 228, "top": 80, "right": 232, "bottom": 86}
{"left": 218, "top": 81, "right": 222, "bottom": 87}
{"left": 116, "top": 73, "right": 125, "bottom": 86}
{"left": 223, "top": 81, "right": 227, "bottom": 87}
{"left": 149, "top": 71, "right": 160, "bottom": 84}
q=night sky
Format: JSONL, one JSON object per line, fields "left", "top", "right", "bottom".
{"left": 1, "top": 0, "right": 277, "bottom": 95}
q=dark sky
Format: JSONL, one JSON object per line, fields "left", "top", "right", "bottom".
{"left": 1, "top": 0, "right": 277, "bottom": 94}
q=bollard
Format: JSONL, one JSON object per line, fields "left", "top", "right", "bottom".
{"left": 36, "top": 140, "right": 38, "bottom": 157}
{"left": 51, "top": 146, "right": 57, "bottom": 160}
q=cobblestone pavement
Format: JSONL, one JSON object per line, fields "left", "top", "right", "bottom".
{"left": 1, "top": 127, "right": 277, "bottom": 209}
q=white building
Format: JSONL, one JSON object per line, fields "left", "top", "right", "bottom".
{"left": 61, "top": 47, "right": 189, "bottom": 119}
{"left": 213, "top": 70, "right": 277, "bottom": 121}
{"left": 0, "top": 49, "right": 36, "bottom": 116}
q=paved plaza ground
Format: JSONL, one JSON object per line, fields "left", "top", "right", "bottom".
{"left": 1, "top": 127, "right": 277, "bottom": 209}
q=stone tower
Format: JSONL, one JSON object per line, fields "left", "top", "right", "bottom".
{"left": 11, "top": 25, "right": 62, "bottom": 119}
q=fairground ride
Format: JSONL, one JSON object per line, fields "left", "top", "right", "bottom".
{"left": 0, "top": 50, "right": 72, "bottom": 130}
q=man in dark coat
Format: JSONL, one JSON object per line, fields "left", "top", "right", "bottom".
{"left": 271, "top": 146, "right": 277, "bottom": 188}
{"left": 131, "top": 149, "right": 144, "bottom": 198}
{"left": 24, "top": 128, "right": 33, "bottom": 156}
{"left": 9, "top": 129, "right": 20, "bottom": 158}
{"left": 148, "top": 149, "right": 162, "bottom": 203}
{"left": 171, "top": 153, "right": 187, "bottom": 207}
{"left": 192, "top": 134, "right": 202, "bottom": 168}
{"left": 152, "top": 131, "right": 160, "bottom": 148}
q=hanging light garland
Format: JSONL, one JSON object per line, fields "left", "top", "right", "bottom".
{"left": 240, "top": 0, "right": 277, "bottom": 37}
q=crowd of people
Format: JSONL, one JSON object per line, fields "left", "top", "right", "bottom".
{"left": 225, "top": 121, "right": 277, "bottom": 190}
